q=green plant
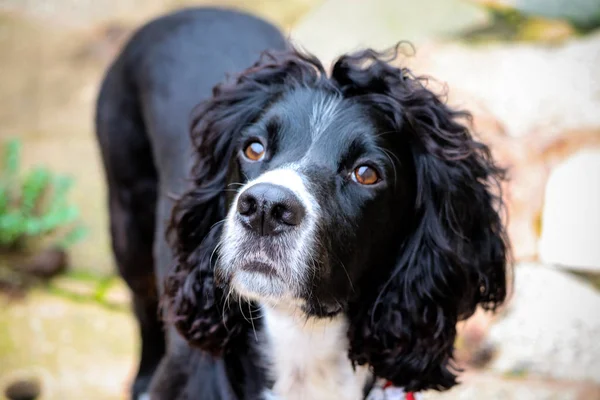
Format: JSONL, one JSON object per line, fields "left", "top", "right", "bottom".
{"left": 0, "top": 138, "right": 86, "bottom": 252}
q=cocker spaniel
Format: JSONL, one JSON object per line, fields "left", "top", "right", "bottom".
{"left": 96, "top": 7, "right": 509, "bottom": 400}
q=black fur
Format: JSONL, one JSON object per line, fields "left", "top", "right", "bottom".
{"left": 97, "top": 7, "right": 509, "bottom": 399}
{"left": 334, "top": 50, "right": 508, "bottom": 391}
{"left": 166, "top": 45, "right": 508, "bottom": 393}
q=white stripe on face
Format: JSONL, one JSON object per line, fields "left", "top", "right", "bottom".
{"left": 239, "top": 168, "right": 319, "bottom": 216}
{"left": 309, "top": 94, "right": 341, "bottom": 140}
{"left": 220, "top": 166, "right": 320, "bottom": 302}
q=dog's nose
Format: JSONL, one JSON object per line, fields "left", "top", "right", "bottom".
{"left": 237, "top": 183, "right": 306, "bottom": 236}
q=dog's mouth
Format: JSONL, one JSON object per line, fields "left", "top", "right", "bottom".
{"left": 240, "top": 259, "right": 278, "bottom": 277}
{"left": 219, "top": 214, "right": 311, "bottom": 294}
{"left": 225, "top": 254, "right": 295, "bottom": 301}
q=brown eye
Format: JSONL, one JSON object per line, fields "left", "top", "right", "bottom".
{"left": 352, "top": 165, "right": 380, "bottom": 185}
{"left": 243, "top": 141, "right": 265, "bottom": 161}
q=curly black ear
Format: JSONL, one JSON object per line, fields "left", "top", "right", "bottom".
{"left": 164, "top": 80, "right": 267, "bottom": 355}
{"left": 335, "top": 48, "right": 509, "bottom": 391}
{"left": 164, "top": 49, "right": 328, "bottom": 355}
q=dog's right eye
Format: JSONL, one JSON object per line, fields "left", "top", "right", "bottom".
{"left": 352, "top": 165, "right": 380, "bottom": 185}
{"left": 243, "top": 141, "right": 266, "bottom": 161}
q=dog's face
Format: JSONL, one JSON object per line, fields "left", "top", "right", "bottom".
{"left": 218, "top": 89, "right": 409, "bottom": 315}
{"left": 167, "top": 48, "right": 508, "bottom": 391}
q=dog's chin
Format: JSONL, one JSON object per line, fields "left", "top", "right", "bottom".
{"left": 226, "top": 260, "right": 302, "bottom": 304}
{"left": 225, "top": 262, "right": 345, "bottom": 318}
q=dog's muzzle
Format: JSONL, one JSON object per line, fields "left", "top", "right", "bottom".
{"left": 218, "top": 168, "right": 319, "bottom": 301}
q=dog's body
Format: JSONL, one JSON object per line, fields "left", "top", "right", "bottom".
{"left": 96, "top": 8, "right": 509, "bottom": 400}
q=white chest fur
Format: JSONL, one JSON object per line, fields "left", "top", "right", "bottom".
{"left": 260, "top": 305, "right": 369, "bottom": 400}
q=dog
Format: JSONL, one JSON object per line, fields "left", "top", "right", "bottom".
{"left": 96, "top": 7, "right": 509, "bottom": 400}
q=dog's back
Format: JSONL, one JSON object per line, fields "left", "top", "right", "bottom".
{"left": 95, "top": 8, "right": 286, "bottom": 399}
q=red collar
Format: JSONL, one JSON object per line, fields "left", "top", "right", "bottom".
{"left": 367, "top": 378, "right": 420, "bottom": 400}
{"left": 383, "top": 381, "right": 417, "bottom": 400}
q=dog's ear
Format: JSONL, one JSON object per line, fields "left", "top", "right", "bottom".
{"left": 164, "top": 77, "right": 270, "bottom": 355}
{"left": 164, "top": 49, "right": 327, "bottom": 355}
{"left": 334, "top": 48, "right": 510, "bottom": 391}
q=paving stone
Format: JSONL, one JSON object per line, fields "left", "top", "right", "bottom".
{"left": 408, "top": 32, "right": 600, "bottom": 138}
{"left": 487, "top": 263, "right": 600, "bottom": 383}
{"left": 423, "top": 372, "right": 600, "bottom": 400}
{"left": 291, "top": 0, "right": 489, "bottom": 64}
{"left": 539, "top": 149, "right": 600, "bottom": 271}
{"left": 0, "top": 290, "right": 137, "bottom": 400}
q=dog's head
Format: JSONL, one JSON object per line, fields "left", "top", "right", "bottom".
{"left": 166, "top": 47, "right": 509, "bottom": 391}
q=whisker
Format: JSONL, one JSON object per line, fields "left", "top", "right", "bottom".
{"left": 236, "top": 292, "right": 262, "bottom": 323}
{"left": 381, "top": 148, "right": 399, "bottom": 188}
{"left": 209, "top": 219, "right": 227, "bottom": 231}
{"left": 338, "top": 259, "right": 355, "bottom": 294}
{"left": 209, "top": 239, "right": 224, "bottom": 269}
{"left": 248, "top": 302, "right": 258, "bottom": 341}
{"left": 224, "top": 283, "right": 235, "bottom": 315}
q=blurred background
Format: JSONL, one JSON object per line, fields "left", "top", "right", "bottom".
{"left": 0, "top": 0, "right": 599, "bottom": 399}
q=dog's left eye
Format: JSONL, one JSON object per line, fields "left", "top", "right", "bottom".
{"left": 243, "top": 141, "right": 265, "bottom": 161}
{"left": 352, "top": 165, "right": 380, "bottom": 185}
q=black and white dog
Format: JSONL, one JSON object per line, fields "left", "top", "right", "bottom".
{"left": 96, "top": 7, "right": 509, "bottom": 400}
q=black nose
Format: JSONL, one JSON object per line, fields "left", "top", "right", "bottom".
{"left": 237, "top": 183, "right": 306, "bottom": 236}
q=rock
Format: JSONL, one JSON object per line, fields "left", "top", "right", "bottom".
{"left": 19, "top": 248, "right": 68, "bottom": 279}
{"left": 409, "top": 32, "right": 600, "bottom": 138}
{"left": 538, "top": 148, "right": 600, "bottom": 271}
{"left": 515, "top": 0, "right": 600, "bottom": 29}
{"left": 4, "top": 378, "right": 41, "bottom": 400}
{"left": 455, "top": 307, "right": 501, "bottom": 370}
{"left": 466, "top": 342, "right": 497, "bottom": 370}
{"left": 291, "top": 0, "right": 489, "bottom": 65}
{"left": 527, "top": 128, "right": 600, "bottom": 165}
{"left": 483, "top": 128, "right": 600, "bottom": 263}
{"left": 487, "top": 263, "right": 600, "bottom": 383}
{"left": 481, "top": 0, "right": 600, "bottom": 30}
{"left": 423, "top": 371, "right": 600, "bottom": 400}
{"left": 505, "top": 170, "right": 547, "bottom": 260}
{"left": 499, "top": 149, "right": 549, "bottom": 262}
{"left": 0, "top": 267, "right": 28, "bottom": 299}
{"left": 0, "top": 289, "right": 136, "bottom": 399}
